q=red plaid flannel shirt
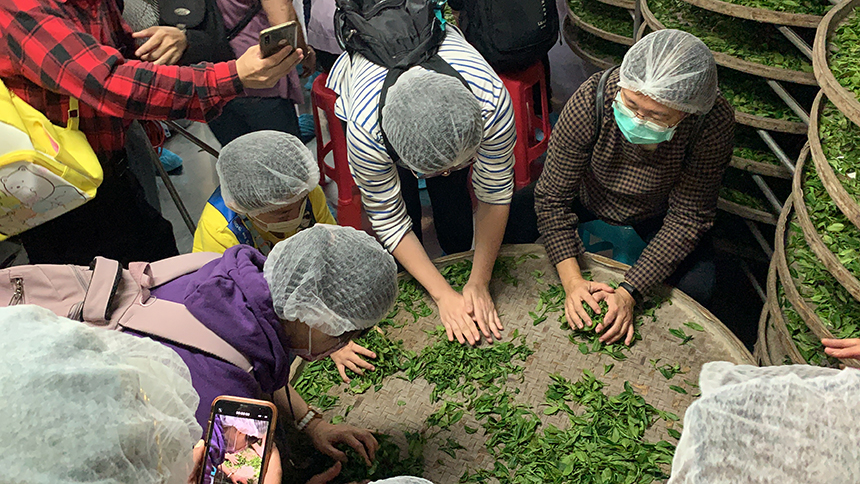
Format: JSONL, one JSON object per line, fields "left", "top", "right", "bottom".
{"left": 0, "top": 0, "right": 243, "bottom": 163}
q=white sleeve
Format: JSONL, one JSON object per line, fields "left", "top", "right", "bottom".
{"left": 471, "top": 82, "right": 516, "bottom": 205}
{"left": 345, "top": 122, "right": 413, "bottom": 251}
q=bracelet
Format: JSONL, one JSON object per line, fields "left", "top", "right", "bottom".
{"left": 619, "top": 281, "right": 643, "bottom": 305}
{"left": 296, "top": 408, "right": 321, "bottom": 432}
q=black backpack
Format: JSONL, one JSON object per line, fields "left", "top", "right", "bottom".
{"left": 448, "top": 0, "right": 559, "bottom": 73}
{"left": 159, "top": 0, "right": 261, "bottom": 65}
{"left": 335, "top": 0, "right": 471, "bottom": 163}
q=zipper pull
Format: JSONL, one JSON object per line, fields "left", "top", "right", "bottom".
{"left": 9, "top": 278, "right": 23, "bottom": 305}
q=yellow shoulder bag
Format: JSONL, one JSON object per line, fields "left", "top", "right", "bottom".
{"left": 0, "top": 78, "right": 103, "bottom": 240}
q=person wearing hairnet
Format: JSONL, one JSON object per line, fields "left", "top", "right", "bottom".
{"left": 193, "top": 131, "right": 336, "bottom": 255}
{"left": 509, "top": 30, "right": 734, "bottom": 346}
{"left": 327, "top": 25, "right": 517, "bottom": 347}
{"left": 0, "top": 301, "right": 397, "bottom": 484}
{"left": 144, "top": 224, "right": 397, "bottom": 481}
{"left": 193, "top": 132, "right": 374, "bottom": 385}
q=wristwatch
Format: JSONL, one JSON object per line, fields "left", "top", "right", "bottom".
{"left": 619, "top": 281, "right": 643, "bottom": 305}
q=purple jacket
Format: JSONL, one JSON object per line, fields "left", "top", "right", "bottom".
{"left": 147, "top": 245, "right": 293, "bottom": 429}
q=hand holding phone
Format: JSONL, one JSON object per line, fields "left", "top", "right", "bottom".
{"left": 199, "top": 396, "right": 277, "bottom": 484}
{"left": 259, "top": 21, "right": 299, "bottom": 59}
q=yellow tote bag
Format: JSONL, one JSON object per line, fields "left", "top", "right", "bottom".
{"left": 0, "top": 79, "right": 103, "bottom": 240}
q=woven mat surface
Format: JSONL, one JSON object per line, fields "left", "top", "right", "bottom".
{"left": 312, "top": 245, "right": 753, "bottom": 482}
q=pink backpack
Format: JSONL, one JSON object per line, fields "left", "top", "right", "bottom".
{"left": 0, "top": 253, "right": 253, "bottom": 371}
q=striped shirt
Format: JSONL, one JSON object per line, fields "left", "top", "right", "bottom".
{"left": 326, "top": 27, "right": 516, "bottom": 251}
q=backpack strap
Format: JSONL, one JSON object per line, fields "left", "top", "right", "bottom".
{"left": 121, "top": 299, "right": 255, "bottom": 371}
{"left": 123, "top": 252, "right": 254, "bottom": 371}
{"left": 82, "top": 257, "right": 123, "bottom": 324}
{"left": 590, "top": 66, "right": 618, "bottom": 148}
{"left": 377, "top": 53, "right": 471, "bottom": 163}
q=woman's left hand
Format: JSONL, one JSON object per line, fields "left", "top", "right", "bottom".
{"left": 306, "top": 420, "right": 378, "bottom": 466}
{"left": 462, "top": 281, "right": 502, "bottom": 343}
{"left": 330, "top": 341, "right": 377, "bottom": 383}
{"left": 132, "top": 26, "right": 188, "bottom": 65}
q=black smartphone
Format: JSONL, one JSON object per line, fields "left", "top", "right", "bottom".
{"left": 198, "top": 396, "right": 278, "bottom": 484}
{"left": 259, "top": 21, "right": 299, "bottom": 58}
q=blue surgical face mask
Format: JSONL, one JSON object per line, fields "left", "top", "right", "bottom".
{"left": 612, "top": 92, "right": 677, "bottom": 145}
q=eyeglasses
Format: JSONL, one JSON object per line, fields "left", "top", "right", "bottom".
{"left": 409, "top": 158, "right": 475, "bottom": 180}
{"left": 613, "top": 92, "right": 676, "bottom": 130}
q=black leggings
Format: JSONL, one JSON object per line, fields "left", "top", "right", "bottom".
{"left": 504, "top": 182, "right": 716, "bottom": 303}
{"left": 397, "top": 165, "right": 474, "bottom": 255}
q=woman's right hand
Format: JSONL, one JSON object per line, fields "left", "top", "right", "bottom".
{"left": 236, "top": 45, "right": 303, "bottom": 90}
{"left": 563, "top": 278, "right": 614, "bottom": 329}
{"left": 305, "top": 461, "right": 369, "bottom": 484}
{"left": 435, "top": 289, "right": 482, "bottom": 345}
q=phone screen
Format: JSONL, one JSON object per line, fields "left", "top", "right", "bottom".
{"left": 200, "top": 399, "right": 274, "bottom": 484}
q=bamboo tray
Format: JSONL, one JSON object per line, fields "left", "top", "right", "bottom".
{"left": 733, "top": 109, "right": 808, "bottom": 134}
{"left": 808, "top": 90, "right": 860, "bottom": 231}
{"left": 299, "top": 245, "right": 754, "bottom": 482}
{"left": 567, "top": 4, "right": 635, "bottom": 46}
{"left": 598, "top": 0, "right": 635, "bottom": 9}
{"left": 792, "top": 144, "right": 860, "bottom": 303}
{"left": 730, "top": 155, "right": 792, "bottom": 179}
{"left": 563, "top": 16, "right": 623, "bottom": 70}
{"left": 679, "top": 0, "right": 823, "bottom": 28}
{"left": 717, "top": 197, "right": 778, "bottom": 225}
{"left": 642, "top": 0, "right": 817, "bottom": 85}
{"left": 773, "top": 200, "right": 860, "bottom": 368}
{"left": 814, "top": 0, "right": 860, "bottom": 129}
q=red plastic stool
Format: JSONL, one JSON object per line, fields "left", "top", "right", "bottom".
{"left": 311, "top": 73, "right": 362, "bottom": 229}
{"left": 499, "top": 61, "right": 551, "bottom": 190}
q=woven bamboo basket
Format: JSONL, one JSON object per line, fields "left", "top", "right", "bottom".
{"left": 641, "top": 0, "right": 817, "bottom": 85}
{"left": 296, "top": 245, "right": 754, "bottom": 482}
{"left": 808, "top": 90, "right": 860, "bottom": 231}
{"left": 597, "top": 0, "right": 635, "bottom": 10}
{"left": 792, "top": 144, "right": 860, "bottom": 303}
{"left": 567, "top": 4, "right": 635, "bottom": 46}
{"left": 730, "top": 155, "right": 792, "bottom": 179}
{"left": 717, "top": 197, "right": 778, "bottom": 225}
{"left": 563, "top": 16, "right": 624, "bottom": 70}
{"left": 773, "top": 199, "right": 860, "bottom": 368}
{"left": 814, "top": 0, "right": 860, "bottom": 128}
{"left": 733, "top": 110, "right": 808, "bottom": 135}
{"left": 678, "top": 0, "right": 822, "bottom": 28}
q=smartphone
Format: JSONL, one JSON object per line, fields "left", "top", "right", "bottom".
{"left": 259, "top": 21, "right": 299, "bottom": 58}
{"left": 199, "top": 396, "right": 277, "bottom": 484}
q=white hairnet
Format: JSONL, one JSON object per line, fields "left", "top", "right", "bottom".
{"left": 263, "top": 224, "right": 398, "bottom": 336}
{"left": 220, "top": 416, "right": 267, "bottom": 439}
{"left": 668, "top": 362, "right": 860, "bottom": 484}
{"left": 217, "top": 130, "right": 320, "bottom": 212}
{"left": 0, "top": 305, "right": 200, "bottom": 484}
{"left": 382, "top": 69, "right": 483, "bottom": 174}
{"left": 619, "top": 29, "right": 718, "bottom": 115}
{"left": 369, "top": 478, "right": 435, "bottom": 484}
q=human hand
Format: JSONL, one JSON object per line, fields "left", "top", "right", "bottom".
{"left": 594, "top": 287, "right": 636, "bottom": 345}
{"left": 330, "top": 341, "right": 377, "bottom": 383}
{"left": 435, "top": 289, "right": 481, "bottom": 345}
{"left": 306, "top": 421, "right": 378, "bottom": 466}
{"left": 822, "top": 338, "right": 860, "bottom": 359}
{"left": 562, "top": 278, "right": 614, "bottom": 329}
{"left": 228, "top": 465, "right": 257, "bottom": 484}
{"left": 300, "top": 44, "right": 317, "bottom": 78}
{"left": 188, "top": 440, "right": 205, "bottom": 484}
{"left": 236, "top": 44, "right": 303, "bottom": 89}
{"left": 224, "top": 453, "right": 239, "bottom": 465}
{"left": 132, "top": 26, "right": 188, "bottom": 65}
{"left": 462, "top": 282, "right": 502, "bottom": 344}
{"left": 304, "top": 462, "right": 369, "bottom": 484}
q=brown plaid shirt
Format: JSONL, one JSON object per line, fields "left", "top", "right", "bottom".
{"left": 535, "top": 69, "right": 734, "bottom": 294}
